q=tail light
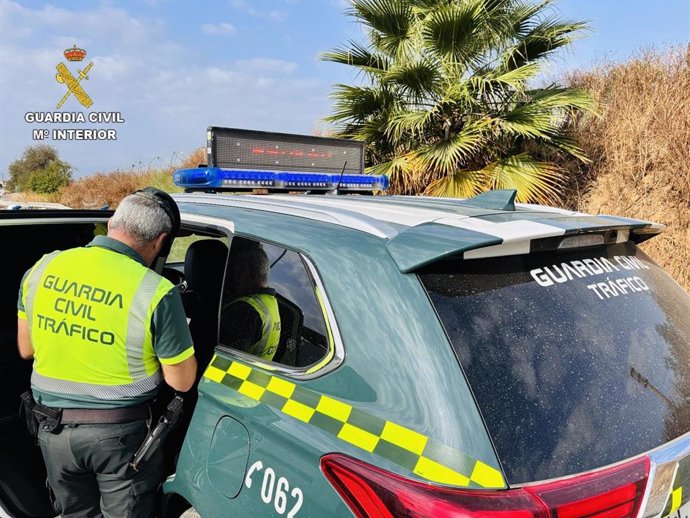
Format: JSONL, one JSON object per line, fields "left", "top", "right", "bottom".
{"left": 321, "top": 454, "right": 649, "bottom": 518}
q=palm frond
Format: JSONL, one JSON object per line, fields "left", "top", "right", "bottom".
{"left": 423, "top": 2, "right": 492, "bottom": 63}
{"left": 383, "top": 59, "right": 441, "bottom": 100}
{"left": 499, "top": 87, "right": 597, "bottom": 138}
{"left": 502, "top": 18, "right": 588, "bottom": 69}
{"left": 542, "top": 135, "right": 590, "bottom": 162}
{"left": 478, "top": 153, "right": 564, "bottom": 203}
{"left": 526, "top": 87, "right": 598, "bottom": 113}
{"left": 384, "top": 108, "right": 437, "bottom": 141}
{"left": 325, "top": 84, "right": 399, "bottom": 125}
{"left": 467, "top": 61, "right": 541, "bottom": 100}
{"left": 424, "top": 169, "right": 486, "bottom": 198}
{"left": 416, "top": 123, "right": 489, "bottom": 176}
{"left": 350, "top": 0, "right": 415, "bottom": 57}
{"left": 368, "top": 153, "right": 427, "bottom": 193}
{"left": 499, "top": 108, "right": 555, "bottom": 138}
{"left": 510, "top": 0, "right": 555, "bottom": 38}
{"left": 321, "top": 40, "right": 391, "bottom": 76}
{"left": 490, "top": 61, "right": 541, "bottom": 89}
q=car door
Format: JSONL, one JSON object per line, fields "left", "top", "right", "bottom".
{"left": 0, "top": 210, "right": 111, "bottom": 518}
{"left": 165, "top": 234, "right": 352, "bottom": 518}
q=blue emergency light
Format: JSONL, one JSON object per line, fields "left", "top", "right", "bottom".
{"left": 173, "top": 168, "right": 389, "bottom": 192}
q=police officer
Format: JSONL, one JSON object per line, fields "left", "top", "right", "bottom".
{"left": 220, "top": 245, "right": 281, "bottom": 360}
{"left": 16, "top": 188, "right": 196, "bottom": 517}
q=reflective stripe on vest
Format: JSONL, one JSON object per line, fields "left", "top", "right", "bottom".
{"left": 23, "top": 247, "right": 173, "bottom": 400}
{"left": 235, "top": 293, "right": 281, "bottom": 360}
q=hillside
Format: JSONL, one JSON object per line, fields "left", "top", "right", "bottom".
{"left": 559, "top": 48, "right": 690, "bottom": 290}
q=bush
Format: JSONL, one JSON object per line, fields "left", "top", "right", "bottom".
{"left": 7, "top": 145, "right": 72, "bottom": 193}
{"left": 26, "top": 160, "right": 72, "bottom": 194}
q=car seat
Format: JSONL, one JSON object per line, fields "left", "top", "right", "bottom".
{"left": 182, "top": 239, "right": 228, "bottom": 373}
{"left": 160, "top": 239, "right": 228, "bottom": 474}
{"left": 273, "top": 294, "right": 303, "bottom": 366}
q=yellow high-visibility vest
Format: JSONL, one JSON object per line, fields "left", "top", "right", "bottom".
{"left": 235, "top": 293, "right": 281, "bottom": 361}
{"left": 22, "top": 246, "right": 173, "bottom": 401}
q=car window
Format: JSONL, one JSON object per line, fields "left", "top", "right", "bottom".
{"left": 167, "top": 233, "right": 227, "bottom": 264}
{"left": 419, "top": 242, "right": 690, "bottom": 484}
{"left": 218, "top": 237, "right": 330, "bottom": 368}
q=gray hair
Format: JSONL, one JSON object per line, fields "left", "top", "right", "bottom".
{"left": 236, "top": 246, "right": 270, "bottom": 283}
{"left": 109, "top": 193, "right": 172, "bottom": 246}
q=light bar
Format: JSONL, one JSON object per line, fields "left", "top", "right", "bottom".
{"left": 173, "top": 168, "right": 276, "bottom": 189}
{"left": 336, "top": 174, "right": 389, "bottom": 191}
{"left": 278, "top": 172, "right": 332, "bottom": 190}
{"left": 173, "top": 168, "right": 389, "bottom": 192}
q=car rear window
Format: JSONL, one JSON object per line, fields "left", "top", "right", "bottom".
{"left": 419, "top": 242, "right": 690, "bottom": 484}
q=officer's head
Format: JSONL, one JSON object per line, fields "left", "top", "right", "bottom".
{"left": 227, "top": 245, "right": 270, "bottom": 297}
{"left": 108, "top": 188, "right": 179, "bottom": 266}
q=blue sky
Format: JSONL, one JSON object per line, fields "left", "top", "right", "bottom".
{"left": 0, "top": 0, "right": 688, "bottom": 179}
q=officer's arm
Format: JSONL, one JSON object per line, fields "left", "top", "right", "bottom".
{"left": 17, "top": 318, "right": 34, "bottom": 359}
{"left": 161, "top": 356, "right": 197, "bottom": 392}
{"left": 153, "top": 287, "right": 197, "bottom": 392}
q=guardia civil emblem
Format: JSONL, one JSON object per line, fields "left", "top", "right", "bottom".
{"left": 55, "top": 45, "right": 94, "bottom": 109}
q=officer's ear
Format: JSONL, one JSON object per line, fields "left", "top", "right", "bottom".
{"left": 154, "top": 232, "right": 168, "bottom": 253}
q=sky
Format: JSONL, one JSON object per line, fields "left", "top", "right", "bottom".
{"left": 0, "top": 0, "right": 688, "bottom": 179}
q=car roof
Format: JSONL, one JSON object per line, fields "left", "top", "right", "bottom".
{"left": 174, "top": 191, "right": 664, "bottom": 272}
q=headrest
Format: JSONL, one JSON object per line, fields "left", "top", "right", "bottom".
{"left": 184, "top": 240, "right": 228, "bottom": 294}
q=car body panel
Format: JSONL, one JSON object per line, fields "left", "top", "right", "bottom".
{"left": 164, "top": 200, "right": 508, "bottom": 516}
{"left": 166, "top": 195, "right": 674, "bottom": 516}
{"left": 174, "top": 201, "right": 499, "bottom": 469}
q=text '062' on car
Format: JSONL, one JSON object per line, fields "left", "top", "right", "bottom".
{"left": 1, "top": 127, "right": 689, "bottom": 518}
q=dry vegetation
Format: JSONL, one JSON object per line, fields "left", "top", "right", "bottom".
{"left": 559, "top": 47, "right": 690, "bottom": 290}
{"left": 51, "top": 148, "right": 206, "bottom": 209}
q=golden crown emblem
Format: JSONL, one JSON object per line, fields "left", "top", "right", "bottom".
{"left": 64, "top": 45, "right": 86, "bottom": 62}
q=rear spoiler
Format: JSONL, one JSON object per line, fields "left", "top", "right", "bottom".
{"left": 387, "top": 214, "right": 665, "bottom": 273}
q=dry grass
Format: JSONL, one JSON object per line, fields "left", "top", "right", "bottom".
{"left": 59, "top": 170, "right": 145, "bottom": 209}
{"left": 11, "top": 191, "right": 62, "bottom": 203}
{"left": 48, "top": 148, "right": 207, "bottom": 209}
{"left": 180, "top": 147, "right": 207, "bottom": 169}
{"left": 560, "top": 47, "right": 690, "bottom": 290}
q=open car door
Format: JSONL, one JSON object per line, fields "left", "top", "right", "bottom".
{"left": 0, "top": 210, "right": 111, "bottom": 518}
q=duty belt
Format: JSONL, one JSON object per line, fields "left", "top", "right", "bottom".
{"left": 59, "top": 404, "right": 150, "bottom": 424}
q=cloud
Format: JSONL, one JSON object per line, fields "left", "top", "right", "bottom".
{"left": 201, "top": 22, "right": 236, "bottom": 36}
{"left": 235, "top": 58, "right": 297, "bottom": 74}
{"left": 228, "top": 0, "right": 288, "bottom": 22}
{"left": 0, "top": 2, "right": 163, "bottom": 48}
{"left": 0, "top": 2, "right": 330, "bottom": 178}
{"left": 268, "top": 10, "right": 288, "bottom": 22}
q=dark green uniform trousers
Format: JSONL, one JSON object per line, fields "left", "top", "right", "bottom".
{"left": 37, "top": 420, "right": 163, "bottom": 518}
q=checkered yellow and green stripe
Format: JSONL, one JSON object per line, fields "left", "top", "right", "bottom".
{"left": 203, "top": 354, "right": 506, "bottom": 489}
{"left": 662, "top": 459, "right": 690, "bottom": 516}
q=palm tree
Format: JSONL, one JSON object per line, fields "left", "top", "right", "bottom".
{"left": 323, "top": 0, "right": 596, "bottom": 202}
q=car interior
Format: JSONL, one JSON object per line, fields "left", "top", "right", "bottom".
{"left": 0, "top": 222, "right": 97, "bottom": 518}
{"left": 0, "top": 219, "right": 321, "bottom": 517}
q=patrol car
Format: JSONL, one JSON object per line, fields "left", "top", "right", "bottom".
{"left": 1, "top": 127, "right": 689, "bottom": 518}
